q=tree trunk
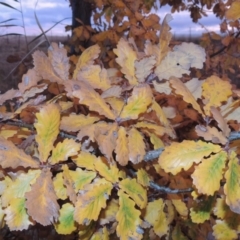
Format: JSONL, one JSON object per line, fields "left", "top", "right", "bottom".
{"left": 69, "top": 0, "right": 92, "bottom": 53}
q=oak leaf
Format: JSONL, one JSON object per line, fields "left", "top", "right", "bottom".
{"left": 0, "top": 137, "right": 39, "bottom": 169}
{"left": 55, "top": 203, "right": 76, "bottom": 235}
{"left": 128, "top": 127, "right": 145, "bottom": 164}
{"left": 62, "top": 165, "right": 77, "bottom": 204}
{"left": 60, "top": 114, "right": 99, "bottom": 132}
{"left": 53, "top": 173, "right": 67, "bottom": 200}
{"left": 116, "top": 190, "right": 142, "bottom": 240}
{"left": 225, "top": 1, "right": 240, "bottom": 21}
{"left": 48, "top": 42, "right": 69, "bottom": 81}
{"left": 143, "top": 199, "right": 168, "bottom": 237}
{"left": 192, "top": 151, "right": 227, "bottom": 195}
{"left": 115, "top": 126, "right": 129, "bottom": 166}
{"left": 137, "top": 168, "right": 150, "bottom": 187}
{"left": 190, "top": 196, "right": 215, "bottom": 223}
{"left": 72, "top": 81, "right": 115, "bottom": 120}
{"left": 121, "top": 84, "right": 153, "bottom": 120}
{"left": 170, "top": 77, "right": 204, "bottom": 115}
{"left": 72, "top": 151, "right": 97, "bottom": 170}
{"left": 213, "top": 220, "right": 238, "bottom": 240}
{"left": 25, "top": 168, "right": 60, "bottom": 226}
{"left": 195, "top": 125, "right": 228, "bottom": 145}
{"left": 70, "top": 168, "right": 96, "bottom": 192}
{"left": 99, "top": 199, "right": 119, "bottom": 225}
{"left": 94, "top": 157, "right": 119, "bottom": 183}
{"left": 134, "top": 56, "right": 156, "bottom": 83}
{"left": 74, "top": 178, "right": 112, "bottom": 225}
{"left": 113, "top": 38, "right": 138, "bottom": 85}
{"left": 158, "top": 140, "right": 221, "bottom": 175}
{"left": 224, "top": 151, "right": 240, "bottom": 214}
{"left": 210, "top": 107, "right": 230, "bottom": 137}
{"left": 202, "top": 76, "right": 232, "bottom": 115}
{"left": 49, "top": 139, "right": 80, "bottom": 164}
{"left": 119, "top": 178, "right": 147, "bottom": 209}
{"left": 73, "top": 44, "right": 100, "bottom": 79}
{"left": 4, "top": 198, "right": 32, "bottom": 231}
{"left": 34, "top": 104, "right": 60, "bottom": 162}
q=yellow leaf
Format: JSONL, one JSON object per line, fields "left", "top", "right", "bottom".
{"left": 213, "top": 197, "right": 240, "bottom": 230}
{"left": 0, "top": 129, "right": 17, "bottom": 139}
{"left": 149, "top": 132, "right": 164, "bottom": 149}
{"left": 77, "top": 66, "right": 111, "bottom": 91}
{"left": 72, "top": 151, "right": 97, "bottom": 170}
{"left": 94, "top": 157, "right": 119, "bottom": 183}
{"left": 115, "top": 126, "right": 129, "bottom": 166}
{"left": 70, "top": 168, "right": 96, "bottom": 192}
{"left": 49, "top": 139, "right": 80, "bottom": 164}
{"left": 0, "top": 137, "right": 39, "bottom": 169}
{"left": 72, "top": 81, "right": 115, "bottom": 120}
{"left": 151, "top": 100, "right": 171, "bottom": 128}
{"left": 135, "top": 121, "right": 172, "bottom": 137}
{"left": 202, "top": 76, "right": 232, "bottom": 115}
{"left": 105, "top": 97, "right": 125, "bottom": 117}
{"left": 192, "top": 151, "right": 227, "bottom": 195}
{"left": 213, "top": 220, "right": 238, "bottom": 240}
{"left": 120, "top": 84, "right": 153, "bottom": 120}
{"left": 4, "top": 198, "right": 32, "bottom": 231}
{"left": 128, "top": 127, "right": 145, "bottom": 164}
{"left": 159, "top": 140, "right": 221, "bottom": 175}
{"left": 74, "top": 178, "right": 112, "bottom": 225}
{"left": 171, "top": 199, "right": 188, "bottom": 217}
{"left": 25, "top": 168, "right": 60, "bottom": 226}
{"left": 224, "top": 151, "right": 240, "bottom": 214}
{"left": 55, "top": 203, "right": 76, "bottom": 235}
{"left": 119, "top": 178, "right": 147, "bottom": 209}
{"left": 190, "top": 196, "right": 215, "bottom": 223}
{"left": 53, "top": 173, "right": 67, "bottom": 200}
{"left": 2, "top": 170, "right": 41, "bottom": 207}
{"left": 73, "top": 44, "right": 100, "bottom": 79}
{"left": 143, "top": 199, "right": 168, "bottom": 237}
{"left": 99, "top": 199, "right": 119, "bottom": 225}
{"left": 58, "top": 101, "right": 73, "bottom": 112}
{"left": 225, "top": 1, "right": 240, "bottom": 21}
{"left": 170, "top": 77, "right": 204, "bottom": 116}
{"left": 113, "top": 38, "right": 138, "bottom": 85}
{"left": 60, "top": 114, "right": 99, "bottom": 132}
{"left": 62, "top": 165, "right": 77, "bottom": 204}
{"left": 116, "top": 190, "right": 142, "bottom": 240}
{"left": 35, "top": 104, "right": 60, "bottom": 162}
{"left": 137, "top": 168, "right": 150, "bottom": 187}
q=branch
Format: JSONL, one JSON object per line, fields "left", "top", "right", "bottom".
{"left": 210, "top": 30, "right": 240, "bottom": 58}
{"left": 149, "top": 181, "right": 193, "bottom": 194}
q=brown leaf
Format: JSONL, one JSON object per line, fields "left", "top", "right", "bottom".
{"left": 0, "top": 137, "right": 39, "bottom": 169}
{"left": 210, "top": 107, "right": 231, "bottom": 137}
{"left": 25, "top": 168, "right": 60, "bottom": 226}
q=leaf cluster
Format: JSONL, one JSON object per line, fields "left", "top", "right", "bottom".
{"left": 1, "top": 10, "right": 240, "bottom": 240}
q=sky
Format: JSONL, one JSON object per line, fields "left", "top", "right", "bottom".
{"left": 0, "top": 0, "right": 222, "bottom": 37}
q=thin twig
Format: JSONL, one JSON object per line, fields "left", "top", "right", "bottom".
{"left": 149, "top": 181, "right": 193, "bottom": 194}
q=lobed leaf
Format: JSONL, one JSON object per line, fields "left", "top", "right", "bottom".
{"left": 25, "top": 168, "right": 60, "bottom": 226}
{"left": 158, "top": 140, "right": 221, "bottom": 175}
{"left": 192, "top": 151, "right": 227, "bottom": 195}
{"left": 116, "top": 190, "right": 142, "bottom": 240}
{"left": 35, "top": 104, "right": 60, "bottom": 162}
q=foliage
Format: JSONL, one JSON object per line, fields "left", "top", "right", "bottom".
{"left": 1, "top": 3, "right": 240, "bottom": 239}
